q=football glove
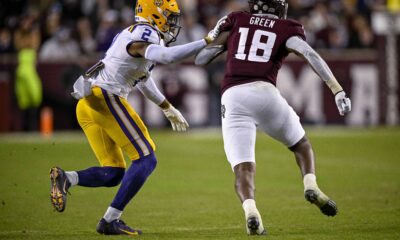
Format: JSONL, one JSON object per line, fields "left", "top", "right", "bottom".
{"left": 162, "top": 105, "right": 189, "bottom": 131}
{"left": 335, "top": 91, "right": 351, "bottom": 116}
{"left": 204, "top": 15, "right": 227, "bottom": 44}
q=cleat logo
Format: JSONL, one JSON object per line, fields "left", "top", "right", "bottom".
{"left": 118, "top": 228, "right": 139, "bottom": 235}
{"left": 62, "top": 180, "right": 68, "bottom": 193}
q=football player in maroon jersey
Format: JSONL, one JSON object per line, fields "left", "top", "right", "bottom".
{"left": 196, "top": 0, "right": 351, "bottom": 235}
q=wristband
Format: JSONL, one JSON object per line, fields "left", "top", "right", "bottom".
{"left": 325, "top": 79, "right": 343, "bottom": 95}
{"left": 204, "top": 36, "right": 212, "bottom": 44}
{"left": 159, "top": 100, "right": 171, "bottom": 110}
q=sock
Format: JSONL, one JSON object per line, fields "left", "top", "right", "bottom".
{"left": 303, "top": 173, "right": 318, "bottom": 191}
{"left": 77, "top": 167, "right": 125, "bottom": 187}
{"left": 103, "top": 206, "right": 122, "bottom": 223}
{"left": 110, "top": 152, "right": 157, "bottom": 211}
{"left": 65, "top": 171, "right": 79, "bottom": 186}
{"left": 242, "top": 199, "right": 258, "bottom": 218}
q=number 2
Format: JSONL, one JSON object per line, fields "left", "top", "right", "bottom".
{"left": 235, "top": 27, "right": 277, "bottom": 63}
{"left": 141, "top": 28, "right": 152, "bottom": 41}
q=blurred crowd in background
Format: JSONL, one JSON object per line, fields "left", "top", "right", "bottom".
{"left": 1, "top": 0, "right": 397, "bottom": 132}
{"left": 0, "top": 0, "right": 388, "bottom": 59}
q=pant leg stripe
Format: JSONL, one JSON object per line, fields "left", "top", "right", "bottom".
{"left": 113, "top": 95, "right": 153, "bottom": 155}
{"left": 101, "top": 88, "right": 144, "bottom": 158}
{"left": 108, "top": 94, "right": 150, "bottom": 155}
{"left": 108, "top": 94, "right": 148, "bottom": 153}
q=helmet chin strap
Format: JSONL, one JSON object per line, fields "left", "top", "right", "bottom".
{"left": 162, "top": 31, "right": 178, "bottom": 46}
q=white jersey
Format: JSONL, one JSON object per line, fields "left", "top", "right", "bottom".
{"left": 90, "top": 24, "right": 161, "bottom": 99}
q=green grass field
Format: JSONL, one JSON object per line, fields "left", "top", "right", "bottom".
{"left": 0, "top": 127, "right": 399, "bottom": 240}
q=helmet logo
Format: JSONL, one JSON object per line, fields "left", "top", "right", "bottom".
{"left": 154, "top": 0, "right": 163, "bottom": 7}
{"left": 137, "top": 5, "right": 143, "bottom": 13}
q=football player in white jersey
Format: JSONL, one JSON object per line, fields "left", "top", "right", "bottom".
{"left": 49, "top": 0, "right": 226, "bottom": 235}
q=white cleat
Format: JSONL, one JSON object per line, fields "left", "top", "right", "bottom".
{"left": 246, "top": 213, "right": 267, "bottom": 235}
{"left": 304, "top": 188, "right": 338, "bottom": 217}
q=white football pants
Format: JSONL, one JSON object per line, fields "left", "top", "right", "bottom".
{"left": 221, "top": 81, "right": 305, "bottom": 169}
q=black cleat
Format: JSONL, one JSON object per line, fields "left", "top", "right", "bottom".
{"left": 246, "top": 216, "right": 267, "bottom": 235}
{"left": 50, "top": 166, "right": 71, "bottom": 212}
{"left": 305, "top": 189, "right": 338, "bottom": 216}
{"left": 96, "top": 218, "right": 142, "bottom": 235}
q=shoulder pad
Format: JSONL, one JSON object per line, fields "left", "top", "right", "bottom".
{"left": 285, "top": 19, "right": 304, "bottom": 28}
{"left": 128, "top": 24, "right": 160, "bottom": 44}
{"left": 284, "top": 19, "right": 306, "bottom": 40}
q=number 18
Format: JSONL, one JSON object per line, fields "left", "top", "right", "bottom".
{"left": 235, "top": 27, "right": 277, "bottom": 63}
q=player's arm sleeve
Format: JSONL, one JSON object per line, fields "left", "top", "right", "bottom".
{"left": 195, "top": 44, "right": 225, "bottom": 65}
{"left": 136, "top": 76, "right": 165, "bottom": 105}
{"left": 285, "top": 36, "right": 343, "bottom": 94}
{"left": 144, "top": 39, "right": 207, "bottom": 64}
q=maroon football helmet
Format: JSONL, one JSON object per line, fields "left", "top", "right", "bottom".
{"left": 248, "top": 0, "right": 288, "bottom": 19}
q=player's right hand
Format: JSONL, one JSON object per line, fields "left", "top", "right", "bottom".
{"left": 204, "top": 15, "right": 227, "bottom": 44}
{"left": 162, "top": 105, "right": 189, "bottom": 131}
{"left": 335, "top": 91, "right": 351, "bottom": 116}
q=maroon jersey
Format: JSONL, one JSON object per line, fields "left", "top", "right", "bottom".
{"left": 219, "top": 11, "right": 306, "bottom": 93}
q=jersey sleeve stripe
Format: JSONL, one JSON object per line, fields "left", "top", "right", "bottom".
{"left": 130, "top": 23, "right": 159, "bottom": 35}
{"left": 126, "top": 40, "right": 139, "bottom": 58}
{"left": 126, "top": 40, "right": 156, "bottom": 58}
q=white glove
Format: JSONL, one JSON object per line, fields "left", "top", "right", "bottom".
{"left": 162, "top": 105, "right": 189, "bottom": 131}
{"left": 335, "top": 91, "right": 351, "bottom": 116}
{"left": 205, "top": 15, "right": 227, "bottom": 44}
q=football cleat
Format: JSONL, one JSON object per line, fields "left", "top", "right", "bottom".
{"left": 49, "top": 166, "right": 71, "bottom": 212}
{"left": 96, "top": 218, "right": 142, "bottom": 235}
{"left": 246, "top": 215, "right": 267, "bottom": 235}
{"left": 305, "top": 189, "right": 338, "bottom": 216}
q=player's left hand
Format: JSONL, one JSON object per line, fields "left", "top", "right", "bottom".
{"left": 204, "top": 15, "right": 227, "bottom": 44}
{"left": 162, "top": 105, "right": 189, "bottom": 131}
{"left": 335, "top": 91, "right": 351, "bottom": 116}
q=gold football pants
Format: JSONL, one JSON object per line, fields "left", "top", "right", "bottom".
{"left": 76, "top": 87, "right": 155, "bottom": 168}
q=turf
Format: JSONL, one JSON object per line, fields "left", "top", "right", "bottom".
{"left": 0, "top": 127, "right": 399, "bottom": 240}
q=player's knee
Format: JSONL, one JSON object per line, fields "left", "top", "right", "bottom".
{"left": 143, "top": 152, "right": 157, "bottom": 172}
{"left": 234, "top": 162, "right": 256, "bottom": 174}
{"left": 103, "top": 167, "right": 125, "bottom": 187}
{"left": 234, "top": 162, "right": 256, "bottom": 183}
{"left": 289, "top": 136, "right": 311, "bottom": 152}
